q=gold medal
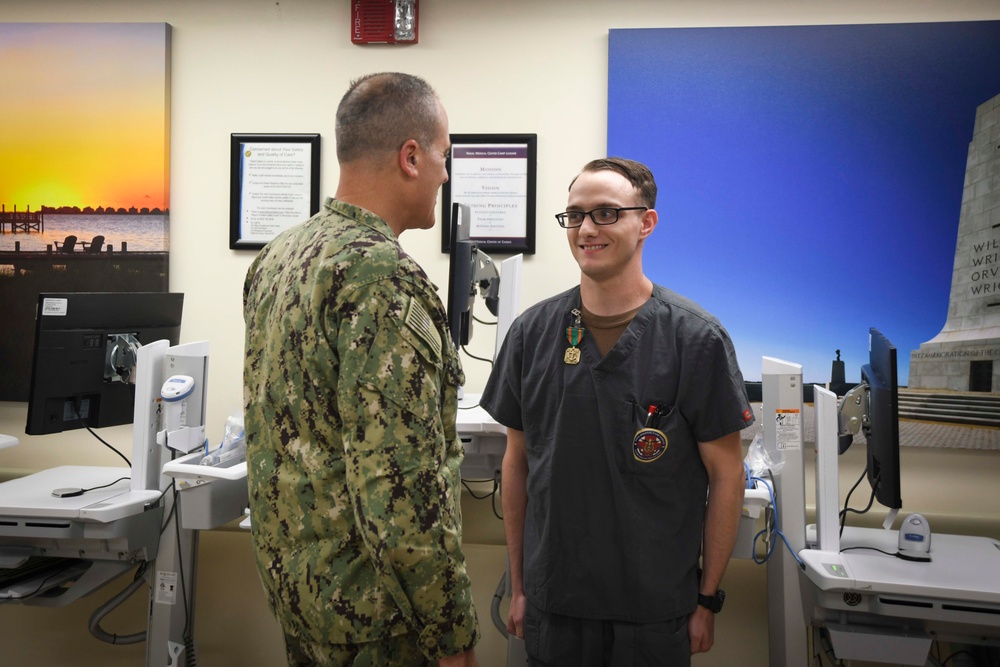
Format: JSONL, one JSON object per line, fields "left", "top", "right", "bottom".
{"left": 564, "top": 308, "right": 585, "bottom": 365}
{"left": 564, "top": 347, "right": 581, "bottom": 364}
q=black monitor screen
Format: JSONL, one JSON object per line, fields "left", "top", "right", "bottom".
{"left": 447, "top": 203, "right": 477, "bottom": 348}
{"left": 861, "top": 327, "right": 902, "bottom": 510}
{"left": 25, "top": 292, "right": 184, "bottom": 436}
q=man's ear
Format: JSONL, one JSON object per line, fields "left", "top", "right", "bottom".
{"left": 399, "top": 139, "right": 420, "bottom": 177}
{"left": 639, "top": 208, "right": 658, "bottom": 240}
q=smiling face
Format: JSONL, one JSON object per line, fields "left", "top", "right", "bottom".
{"left": 565, "top": 169, "right": 656, "bottom": 284}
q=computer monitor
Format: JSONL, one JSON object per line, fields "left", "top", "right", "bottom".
{"left": 838, "top": 327, "right": 903, "bottom": 514}
{"left": 447, "top": 203, "right": 477, "bottom": 348}
{"left": 861, "top": 328, "right": 902, "bottom": 511}
{"left": 25, "top": 292, "right": 184, "bottom": 436}
{"left": 446, "top": 203, "right": 521, "bottom": 364}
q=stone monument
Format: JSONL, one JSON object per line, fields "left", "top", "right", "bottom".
{"left": 909, "top": 92, "right": 1000, "bottom": 392}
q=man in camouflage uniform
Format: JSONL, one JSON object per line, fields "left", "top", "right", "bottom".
{"left": 243, "top": 72, "right": 480, "bottom": 667}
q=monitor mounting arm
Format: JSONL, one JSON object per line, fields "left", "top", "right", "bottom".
{"left": 105, "top": 333, "right": 141, "bottom": 384}
{"left": 837, "top": 381, "right": 869, "bottom": 454}
{"left": 473, "top": 249, "right": 500, "bottom": 316}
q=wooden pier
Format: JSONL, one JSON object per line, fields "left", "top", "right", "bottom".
{"left": 0, "top": 205, "right": 44, "bottom": 234}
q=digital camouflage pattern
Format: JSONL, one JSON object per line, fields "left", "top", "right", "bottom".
{"left": 243, "top": 197, "right": 479, "bottom": 662}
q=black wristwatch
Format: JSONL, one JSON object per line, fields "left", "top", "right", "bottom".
{"left": 697, "top": 589, "right": 725, "bottom": 613}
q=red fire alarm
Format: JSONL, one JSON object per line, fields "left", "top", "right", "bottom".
{"left": 352, "top": 0, "right": 419, "bottom": 45}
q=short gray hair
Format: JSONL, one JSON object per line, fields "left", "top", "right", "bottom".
{"left": 335, "top": 72, "right": 442, "bottom": 163}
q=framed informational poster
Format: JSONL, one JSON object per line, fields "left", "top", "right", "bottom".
{"left": 229, "top": 133, "right": 321, "bottom": 250}
{"left": 441, "top": 133, "right": 537, "bottom": 255}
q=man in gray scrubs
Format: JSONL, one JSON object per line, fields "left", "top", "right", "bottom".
{"left": 480, "top": 157, "right": 754, "bottom": 666}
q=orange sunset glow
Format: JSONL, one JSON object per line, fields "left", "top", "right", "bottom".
{"left": 0, "top": 23, "right": 169, "bottom": 211}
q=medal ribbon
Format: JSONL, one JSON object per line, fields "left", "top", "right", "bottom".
{"left": 566, "top": 307, "right": 586, "bottom": 346}
{"left": 566, "top": 326, "right": 585, "bottom": 346}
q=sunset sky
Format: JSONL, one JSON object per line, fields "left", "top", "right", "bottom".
{"left": 0, "top": 23, "right": 169, "bottom": 211}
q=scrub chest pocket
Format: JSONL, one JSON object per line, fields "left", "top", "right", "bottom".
{"left": 616, "top": 400, "right": 689, "bottom": 477}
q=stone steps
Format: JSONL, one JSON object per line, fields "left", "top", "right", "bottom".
{"left": 898, "top": 390, "right": 1000, "bottom": 427}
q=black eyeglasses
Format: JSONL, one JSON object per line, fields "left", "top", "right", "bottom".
{"left": 555, "top": 207, "right": 648, "bottom": 228}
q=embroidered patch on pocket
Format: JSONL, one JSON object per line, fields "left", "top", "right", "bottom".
{"left": 633, "top": 428, "right": 668, "bottom": 462}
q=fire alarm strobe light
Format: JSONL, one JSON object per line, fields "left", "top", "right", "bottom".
{"left": 352, "top": 0, "right": 418, "bottom": 45}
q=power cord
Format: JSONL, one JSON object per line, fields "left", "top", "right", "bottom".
{"left": 172, "top": 481, "right": 197, "bottom": 667}
{"left": 50, "top": 425, "right": 132, "bottom": 498}
{"left": 460, "top": 346, "right": 494, "bottom": 366}
{"left": 839, "top": 464, "right": 877, "bottom": 536}
{"left": 66, "top": 397, "right": 131, "bottom": 467}
{"left": 461, "top": 478, "right": 503, "bottom": 520}
{"left": 84, "top": 425, "right": 132, "bottom": 467}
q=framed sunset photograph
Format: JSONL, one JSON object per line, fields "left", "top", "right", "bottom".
{"left": 0, "top": 23, "right": 171, "bottom": 401}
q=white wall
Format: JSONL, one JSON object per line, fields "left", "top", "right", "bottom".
{"left": 2, "top": 0, "right": 999, "bottom": 461}
{"left": 2, "top": 2, "right": 1000, "bottom": 666}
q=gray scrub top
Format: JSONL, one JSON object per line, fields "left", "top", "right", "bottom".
{"left": 481, "top": 284, "right": 754, "bottom": 623}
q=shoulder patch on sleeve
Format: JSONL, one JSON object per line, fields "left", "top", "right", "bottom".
{"left": 404, "top": 295, "right": 443, "bottom": 359}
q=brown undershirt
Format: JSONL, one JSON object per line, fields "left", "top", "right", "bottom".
{"left": 580, "top": 302, "right": 644, "bottom": 357}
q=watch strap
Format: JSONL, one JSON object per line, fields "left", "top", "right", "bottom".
{"left": 697, "top": 589, "right": 725, "bottom": 613}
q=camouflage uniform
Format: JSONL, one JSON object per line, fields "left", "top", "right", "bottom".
{"left": 243, "top": 197, "right": 480, "bottom": 664}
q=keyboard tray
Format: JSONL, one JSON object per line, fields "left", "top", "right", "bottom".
{"left": 0, "top": 557, "right": 89, "bottom": 600}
